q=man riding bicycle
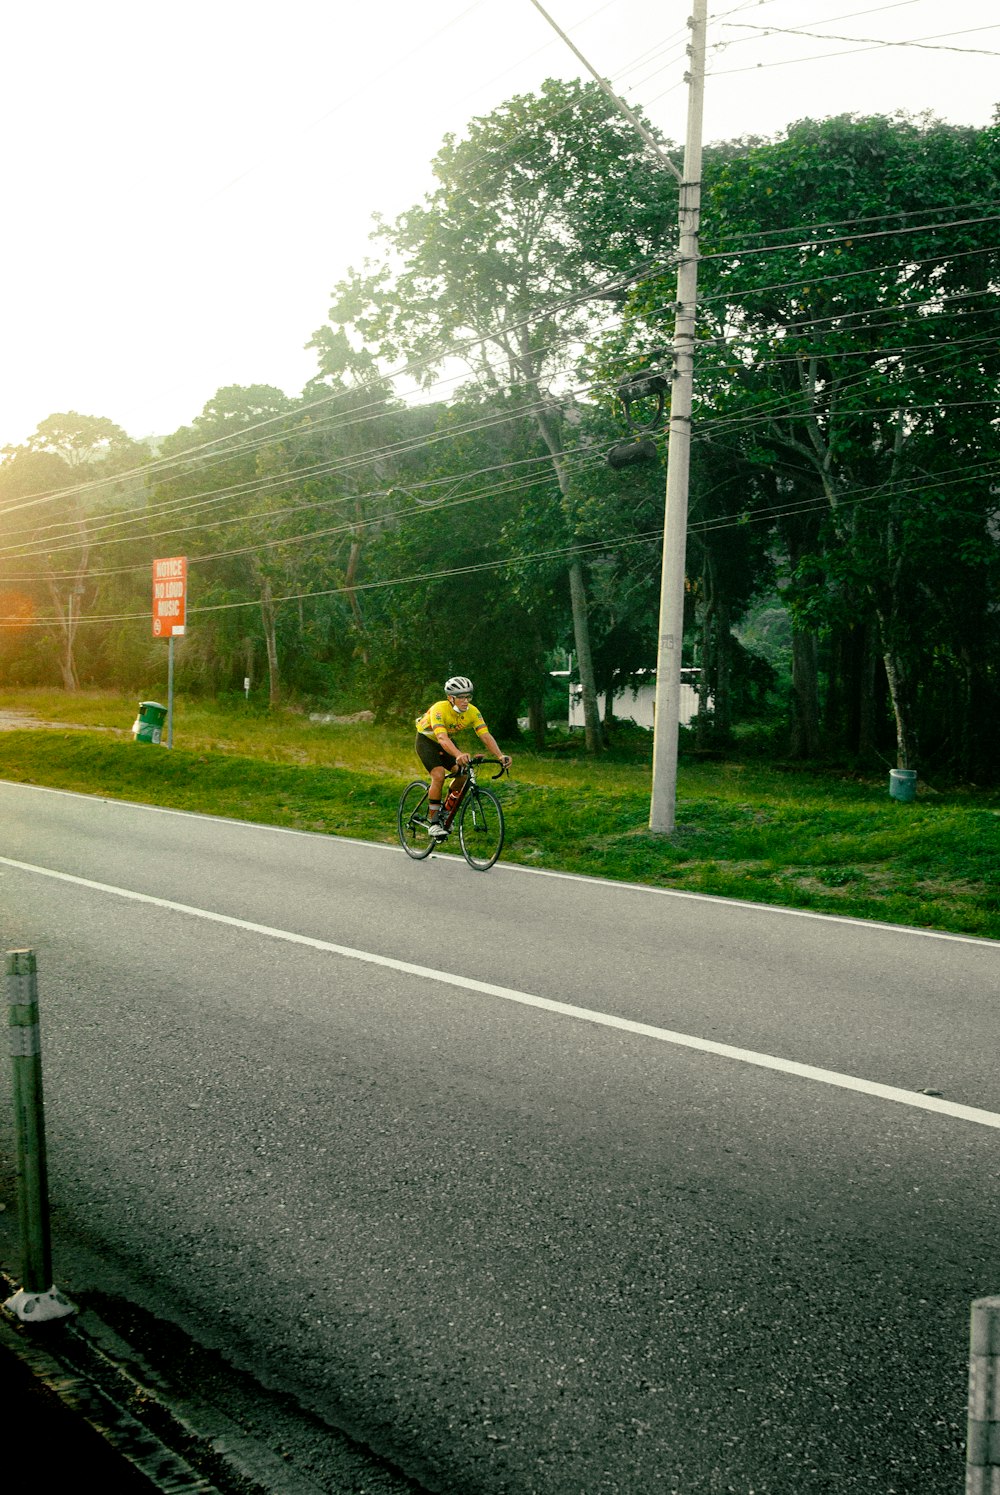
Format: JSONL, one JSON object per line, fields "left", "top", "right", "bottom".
{"left": 415, "top": 676, "right": 513, "bottom": 839}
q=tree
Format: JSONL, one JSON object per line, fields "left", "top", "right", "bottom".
{"left": 313, "top": 78, "right": 677, "bottom": 752}
{"left": 0, "top": 412, "right": 146, "bottom": 689}
{"left": 621, "top": 113, "right": 1000, "bottom": 773}
{"left": 334, "top": 385, "right": 565, "bottom": 732}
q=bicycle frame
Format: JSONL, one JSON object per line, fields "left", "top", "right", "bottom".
{"left": 442, "top": 755, "right": 508, "bottom": 822}
{"left": 439, "top": 763, "right": 473, "bottom": 830}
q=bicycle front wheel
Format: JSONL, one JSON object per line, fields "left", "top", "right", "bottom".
{"left": 458, "top": 786, "right": 505, "bottom": 870}
{"left": 397, "top": 779, "right": 434, "bottom": 860}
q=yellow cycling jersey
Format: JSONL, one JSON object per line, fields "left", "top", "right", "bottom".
{"left": 416, "top": 699, "right": 490, "bottom": 741}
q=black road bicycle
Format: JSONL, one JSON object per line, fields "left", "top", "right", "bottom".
{"left": 397, "top": 755, "right": 508, "bottom": 871}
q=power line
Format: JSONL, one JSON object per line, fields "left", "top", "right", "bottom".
{"left": 6, "top": 287, "right": 996, "bottom": 569}
{"left": 713, "top": 31, "right": 1000, "bottom": 78}
{"left": 6, "top": 265, "right": 995, "bottom": 569}
{"left": 701, "top": 211, "right": 1000, "bottom": 264}
{"left": 8, "top": 447, "right": 997, "bottom": 632}
{"left": 704, "top": 198, "right": 1000, "bottom": 249}
{"left": 695, "top": 242, "right": 1000, "bottom": 310}
{"left": 0, "top": 253, "right": 669, "bottom": 518}
{"left": 723, "top": 18, "right": 1000, "bottom": 60}
{"left": 6, "top": 157, "right": 994, "bottom": 525}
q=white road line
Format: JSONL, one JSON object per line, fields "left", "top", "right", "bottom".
{"left": 4, "top": 852, "right": 1000, "bottom": 1132}
{"left": 2, "top": 777, "right": 997, "bottom": 948}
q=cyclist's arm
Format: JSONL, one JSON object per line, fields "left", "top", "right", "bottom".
{"left": 434, "top": 730, "right": 470, "bottom": 765}
{"left": 479, "top": 730, "right": 512, "bottom": 767}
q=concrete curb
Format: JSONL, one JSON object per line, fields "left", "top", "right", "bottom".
{"left": 0, "top": 1270, "right": 329, "bottom": 1494}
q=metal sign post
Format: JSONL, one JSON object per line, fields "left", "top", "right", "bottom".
{"left": 152, "top": 556, "right": 187, "bottom": 749}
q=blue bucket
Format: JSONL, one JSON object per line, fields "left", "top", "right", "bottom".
{"left": 889, "top": 768, "right": 917, "bottom": 803}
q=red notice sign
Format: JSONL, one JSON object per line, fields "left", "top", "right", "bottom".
{"left": 152, "top": 556, "right": 187, "bottom": 637}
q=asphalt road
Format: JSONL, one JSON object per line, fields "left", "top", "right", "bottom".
{"left": 0, "top": 779, "right": 998, "bottom": 1494}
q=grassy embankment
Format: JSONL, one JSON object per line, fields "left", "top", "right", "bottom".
{"left": 0, "top": 688, "right": 997, "bottom": 940}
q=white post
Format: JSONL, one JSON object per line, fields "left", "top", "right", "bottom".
{"left": 649, "top": 0, "right": 708, "bottom": 834}
{"left": 967, "top": 1297, "right": 1000, "bottom": 1491}
{"left": 3, "top": 950, "right": 75, "bottom": 1322}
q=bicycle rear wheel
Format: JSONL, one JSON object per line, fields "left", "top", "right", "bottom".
{"left": 458, "top": 786, "right": 504, "bottom": 870}
{"left": 398, "top": 780, "right": 434, "bottom": 860}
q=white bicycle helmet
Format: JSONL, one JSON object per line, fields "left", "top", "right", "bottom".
{"left": 444, "top": 675, "right": 474, "bottom": 696}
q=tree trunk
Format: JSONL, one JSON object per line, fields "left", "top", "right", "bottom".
{"left": 790, "top": 626, "right": 821, "bottom": 758}
{"left": 531, "top": 396, "right": 603, "bottom": 753}
{"left": 528, "top": 695, "right": 546, "bottom": 750}
{"left": 695, "top": 598, "right": 714, "bottom": 750}
{"left": 259, "top": 576, "right": 281, "bottom": 708}
{"left": 857, "top": 625, "right": 881, "bottom": 763}
{"left": 875, "top": 413, "right": 918, "bottom": 772}
{"left": 713, "top": 596, "right": 733, "bottom": 745}
{"left": 45, "top": 529, "right": 88, "bottom": 691}
{"left": 45, "top": 583, "right": 79, "bottom": 691}
{"left": 880, "top": 635, "right": 918, "bottom": 770}
{"left": 62, "top": 599, "right": 79, "bottom": 691}
{"left": 567, "top": 556, "right": 602, "bottom": 752}
{"left": 345, "top": 504, "right": 370, "bottom": 665}
{"left": 823, "top": 621, "right": 846, "bottom": 747}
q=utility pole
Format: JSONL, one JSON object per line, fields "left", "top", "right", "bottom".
{"left": 649, "top": 0, "right": 708, "bottom": 834}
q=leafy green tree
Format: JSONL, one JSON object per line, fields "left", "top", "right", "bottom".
{"left": 312, "top": 78, "right": 677, "bottom": 751}
{"left": 0, "top": 412, "right": 147, "bottom": 688}
{"left": 153, "top": 386, "right": 300, "bottom": 703}
{"left": 343, "top": 386, "right": 564, "bottom": 733}
{"left": 622, "top": 113, "right": 1000, "bottom": 774}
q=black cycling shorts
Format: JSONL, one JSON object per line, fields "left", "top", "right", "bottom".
{"left": 415, "top": 733, "right": 453, "bottom": 774}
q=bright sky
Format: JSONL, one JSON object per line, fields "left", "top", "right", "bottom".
{"left": 1, "top": 0, "right": 997, "bottom": 450}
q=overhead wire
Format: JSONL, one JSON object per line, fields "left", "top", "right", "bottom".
{"left": 5, "top": 32, "right": 992, "bottom": 524}
{"left": 0, "top": 249, "right": 670, "bottom": 519}
{"left": 8, "top": 443, "right": 998, "bottom": 631}
{"left": 703, "top": 199, "right": 1000, "bottom": 250}
{"left": 700, "top": 211, "right": 1000, "bottom": 264}
{"left": 0, "top": 446, "right": 577, "bottom": 575}
{"left": 3, "top": 11, "right": 997, "bottom": 634}
{"left": 16, "top": 215, "right": 995, "bottom": 553}
{"left": 6, "top": 265, "right": 996, "bottom": 570}
{"left": 713, "top": 24, "right": 1000, "bottom": 76}
{"left": 723, "top": 18, "right": 1000, "bottom": 57}
{"left": 0, "top": 10, "right": 694, "bottom": 509}
{"left": 0, "top": 240, "right": 694, "bottom": 552}
{"left": 9, "top": 366, "right": 999, "bottom": 594}
{"left": 7, "top": 244, "right": 995, "bottom": 566}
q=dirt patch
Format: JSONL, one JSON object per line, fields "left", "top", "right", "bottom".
{"left": 308, "top": 710, "right": 375, "bottom": 725}
{"left": 0, "top": 711, "right": 119, "bottom": 734}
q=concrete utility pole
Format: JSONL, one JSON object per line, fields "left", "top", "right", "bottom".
{"left": 649, "top": 0, "right": 709, "bottom": 834}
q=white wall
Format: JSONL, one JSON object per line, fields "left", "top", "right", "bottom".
{"left": 567, "top": 679, "right": 703, "bottom": 729}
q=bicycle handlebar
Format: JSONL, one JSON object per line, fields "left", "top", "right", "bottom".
{"left": 454, "top": 753, "right": 510, "bottom": 780}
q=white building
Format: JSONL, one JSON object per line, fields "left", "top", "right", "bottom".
{"left": 567, "top": 670, "right": 704, "bottom": 730}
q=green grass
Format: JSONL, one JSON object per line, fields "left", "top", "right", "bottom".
{"left": 0, "top": 688, "right": 997, "bottom": 940}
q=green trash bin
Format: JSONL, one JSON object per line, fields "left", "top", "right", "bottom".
{"left": 131, "top": 700, "right": 168, "bottom": 745}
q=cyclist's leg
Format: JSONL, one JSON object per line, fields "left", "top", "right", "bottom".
{"left": 428, "top": 764, "right": 447, "bottom": 818}
{"left": 415, "top": 733, "right": 450, "bottom": 824}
